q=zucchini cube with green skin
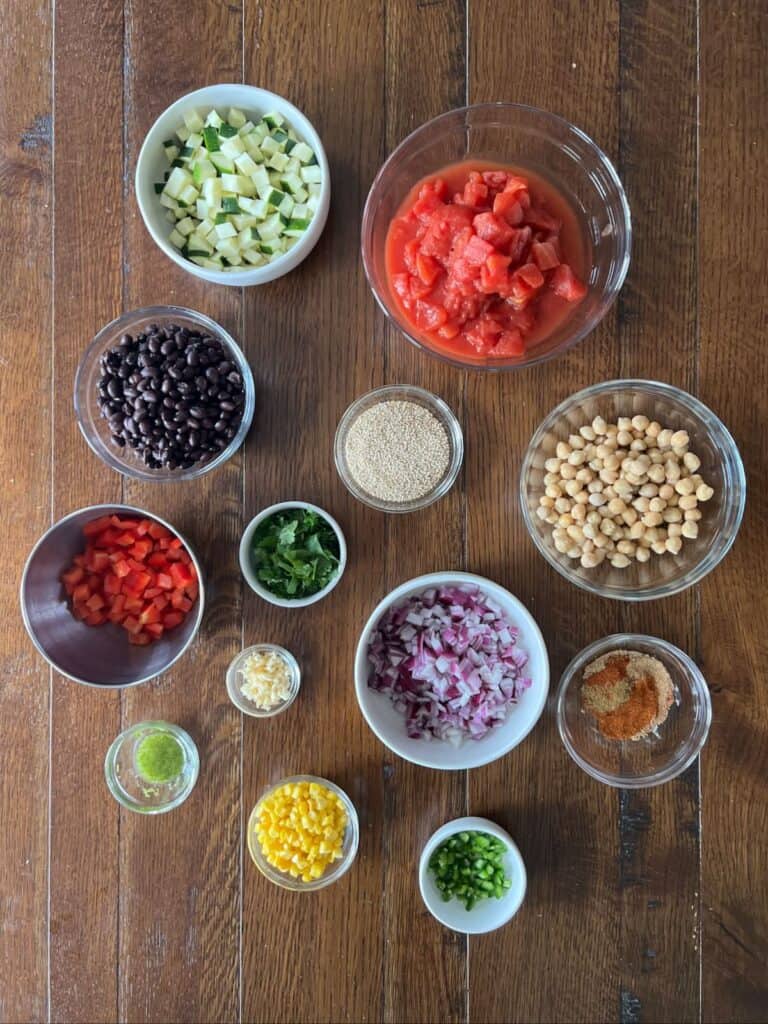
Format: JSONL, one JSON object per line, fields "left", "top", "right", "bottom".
{"left": 228, "top": 107, "right": 247, "bottom": 129}
{"left": 176, "top": 216, "right": 197, "bottom": 237}
{"left": 187, "top": 231, "right": 213, "bottom": 254}
{"left": 257, "top": 213, "right": 283, "bottom": 241}
{"left": 277, "top": 192, "right": 294, "bottom": 218}
{"left": 290, "top": 141, "right": 314, "bottom": 164}
{"left": 214, "top": 237, "right": 241, "bottom": 261}
{"left": 218, "top": 123, "right": 238, "bottom": 138}
{"left": 163, "top": 166, "right": 193, "bottom": 198}
{"left": 266, "top": 151, "right": 290, "bottom": 173}
{"left": 234, "top": 153, "right": 259, "bottom": 177}
{"left": 262, "top": 111, "right": 284, "bottom": 130}
{"left": 232, "top": 214, "right": 258, "bottom": 231}
{"left": 163, "top": 143, "right": 180, "bottom": 164}
{"left": 168, "top": 229, "right": 185, "bottom": 249}
{"left": 242, "top": 247, "right": 265, "bottom": 265}
{"left": 192, "top": 159, "right": 217, "bottom": 185}
{"left": 175, "top": 125, "right": 191, "bottom": 143}
{"left": 186, "top": 132, "right": 203, "bottom": 149}
{"left": 220, "top": 173, "right": 256, "bottom": 197}
{"left": 204, "top": 108, "right": 223, "bottom": 129}
{"left": 201, "top": 177, "right": 223, "bottom": 207}
{"left": 210, "top": 151, "right": 234, "bottom": 174}
{"left": 178, "top": 184, "right": 200, "bottom": 206}
{"left": 242, "top": 135, "right": 265, "bottom": 161}
{"left": 238, "top": 226, "right": 261, "bottom": 248}
{"left": 238, "top": 120, "right": 256, "bottom": 136}
{"left": 221, "top": 135, "right": 245, "bottom": 158}
{"left": 260, "top": 135, "right": 280, "bottom": 158}
{"left": 300, "top": 165, "right": 323, "bottom": 184}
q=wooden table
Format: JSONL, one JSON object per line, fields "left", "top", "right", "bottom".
{"left": 2, "top": 2, "right": 766, "bottom": 1022}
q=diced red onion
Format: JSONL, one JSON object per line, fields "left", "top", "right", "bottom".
{"left": 367, "top": 585, "right": 532, "bottom": 742}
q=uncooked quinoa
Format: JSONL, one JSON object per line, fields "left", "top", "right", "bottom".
{"left": 344, "top": 400, "right": 450, "bottom": 503}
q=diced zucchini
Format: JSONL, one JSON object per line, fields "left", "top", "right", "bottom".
{"left": 160, "top": 192, "right": 178, "bottom": 211}
{"left": 198, "top": 218, "right": 216, "bottom": 238}
{"left": 285, "top": 217, "right": 311, "bottom": 237}
{"left": 176, "top": 216, "right": 197, "bottom": 237}
{"left": 222, "top": 196, "right": 242, "bottom": 214}
{"left": 204, "top": 109, "right": 223, "bottom": 129}
{"left": 201, "top": 177, "right": 223, "bottom": 207}
{"left": 221, "top": 173, "right": 256, "bottom": 197}
{"left": 186, "top": 132, "right": 203, "bottom": 150}
{"left": 168, "top": 229, "right": 185, "bottom": 249}
{"left": 277, "top": 193, "right": 294, "bottom": 217}
{"left": 292, "top": 203, "right": 310, "bottom": 221}
{"left": 257, "top": 213, "right": 283, "bottom": 241}
{"left": 192, "top": 159, "right": 217, "bottom": 185}
{"left": 307, "top": 182, "right": 321, "bottom": 198}
{"left": 260, "top": 135, "right": 279, "bottom": 157}
{"left": 210, "top": 151, "right": 235, "bottom": 174}
{"left": 242, "top": 135, "right": 265, "bottom": 161}
{"left": 214, "top": 237, "right": 241, "bottom": 260}
{"left": 187, "top": 231, "right": 213, "bottom": 254}
{"left": 234, "top": 153, "right": 259, "bottom": 177}
{"left": 202, "top": 125, "right": 221, "bottom": 152}
{"left": 163, "top": 142, "right": 180, "bottom": 163}
{"left": 291, "top": 141, "right": 314, "bottom": 164}
{"left": 179, "top": 184, "right": 200, "bottom": 206}
{"left": 228, "top": 107, "right": 247, "bottom": 129}
{"left": 293, "top": 186, "right": 309, "bottom": 203}
{"left": 242, "top": 248, "right": 266, "bottom": 265}
{"left": 280, "top": 172, "right": 304, "bottom": 195}
{"left": 232, "top": 214, "right": 258, "bottom": 231}
{"left": 266, "top": 151, "right": 290, "bottom": 172}
{"left": 238, "top": 226, "right": 261, "bottom": 248}
{"left": 238, "top": 120, "right": 256, "bottom": 136}
{"left": 183, "top": 109, "right": 205, "bottom": 132}
{"left": 221, "top": 135, "right": 245, "bottom": 158}
{"left": 214, "top": 221, "right": 237, "bottom": 240}
{"left": 300, "top": 165, "right": 323, "bottom": 184}
{"left": 252, "top": 122, "right": 268, "bottom": 142}
{"left": 164, "top": 166, "right": 193, "bottom": 199}
{"left": 262, "top": 111, "right": 284, "bottom": 130}
{"left": 175, "top": 126, "right": 191, "bottom": 143}
{"left": 219, "top": 123, "right": 238, "bottom": 138}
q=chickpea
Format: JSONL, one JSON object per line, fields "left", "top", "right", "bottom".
{"left": 642, "top": 511, "right": 664, "bottom": 528}
{"left": 657, "top": 428, "right": 674, "bottom": 449}
{"left": 555, "top": 497, "right": 571, "bottom": 513}
{"left": 575, "top": 467, "right": 594, "bottom": 483}
{"left": 560, "top": 463, "right": 578, "bottom": 480}
{"left": 603, "top": 453, "right": 621, "bottom": 471}
{"left": 553, "top": 527, "right": 568, "bottom": 541}
{"left": 554, "top": 537, "right": 569, "bottom": 553}
{"left": 544, "top": 457, "right": 562, "bottom": 473}
{"left": 622, "top": 508, "right": 639, "bottom": 526}
{"left": 556, "top": 441, "right": 571, "bottom": 460}
{"left": 671, "top": 430, "right": 689, "bottom": 448}
{"left": 665, "top": 536, "right": 683, "bottom": 554}
{"left": 640, "top": 483, "right": 659, "bottom": 498}
{"left": 592, "top": 416, "right": 608, "bottom": 436}
{"left": 600, "top": 468, "right": 619, "bottom": 485}
{"left": 568, "top": 450, "right": 587, "bottom": 466}
{"left": 630, "top": 438, "right": 648, "bottom": 452}
{"left": 589, "top": 492, "right": 607, "bottom": 507}
{"left": 636, "top": 546, "right": 651, "bottom": 562}
{"left": 629, "top": 520, "right": 645, "bottom": 540}
{"left": 600, "top": 518, "right": 617, "bottom": 536}
{"left": 610, "top": 553, "right": 631, "bottom": 568}
{"left": 696, "top": 483, "right": 714, "bottom": 502}
{"left": 679, "top": 494, "right": 698, "bottom": 511}
{"left": 558, "top": 513, "right": 574, "bottom": 528}
{"left": 617, "top": 429, "right": 633, "bottom": 447}
{"left": 589, "top": 458, "right": 602, "bottom": 472}
{"left": 587, "top": 510, "right": 601, "bottom": 526}
{"left": 684, "top": 508, "right": 702, "bottom": 522}
{"left": 545, "top": 484, "right": 562, "bottom": 499}
{"left": 683, "top": 452, "right": 701, "bottom": 472}
{"left": 579, "top": 425, "right": 596, "bottom": 441}
{"left": 651, "top": 539, "right": 668, "bottom": 555}
{"left": 546, "top": 511, "right": 559, "bottom": 524}
{"left": 648, "top": 448, "right": 665, "bottom": 464}
{"left": 593, "top": 533, "right": 609, "bottom": 549}
{"left": 617, "top": 539, "right": 636, "bottom": 557}
{"left": 608, "top": 497, "right": 626, "bottom": 515}
{"left": 663, "top": 508, "right": 683, "bottom": 523}
{"left": 581, "top": 550, "right": 605, "bottom": 568}
{"left": 540, "top": 496, "right": 555, "bottom": 509}
{"left": 658, "top": 483, "right": 675, "bottom": 501}
{"left": 595, "top": 443, "right": 612, "bottom": 460}
{"left": 649, "top": 497, "right": 667, "bottom": 513}
{"left": 647, "top": 464, "right": 666, "bottom": 484}
{"left": 605, "top": 423, "right": 619, "bottom": 436}
{"left": 572, "top": 503, "right": 587, "bottom": 522}
{"left": 675, "top": 477, "right": 696, "bottom": 496}
{"left": 633, "top": 496, "right": 651, "bottom": 513}
{"left": 631, "top": 415, "right": 649, "bottom": 432}
{"left": 544, "top": 472, "right": 559, "bottom": 487}
{"left": 583, "top": 523, "right": 597, "bottom": 539}
{"left": 664, "top": 459, "right": 681, "bottom": 482}
{"left": 672, "top": 445, "right": 688, "bottom": 459}
{"left": 646, "top": 421, "right": 662, "bottom": 439}
{"left": 575, "top": 490, "right": 590, "bottom": 505}
{"left": 587, "top": 480, "right": 603, "bottom": 494}
{"left": 565, "top": 479, "right": 582, "bottom": 497}
{"left": 536, "top": 506, "right": 550, "bottom": 521}
{"left": 681, "top": 520, "right": 699, "bottom": 539}
{"left": 614, "top": 478, "right": 633, "bottom": 497}
{"left": 667, "top": 522, "right": 683, "bottom": 537}
{"left": 624, "top": 471, "right": 643, "bottom": 486}
{"left": 566, "top": 524, "right": 584, "bottom": 543}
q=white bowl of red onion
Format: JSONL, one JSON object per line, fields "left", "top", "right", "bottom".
{"left": 354, "top": 572, "right": 549, "bottom": 769}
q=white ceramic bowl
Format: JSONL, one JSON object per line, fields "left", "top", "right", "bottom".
{"left": 239, "top": 501, "right": 347, "bottom": 608}
{"left": 354, "top": 572, "right": 549, "bottom": 769}
{"left": 419, "top": 817, "right": 527, "bottom": 933}
{"left": 135, "top": 84, "right": 331, "bottom": 286}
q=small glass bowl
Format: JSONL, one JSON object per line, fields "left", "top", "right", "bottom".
{"left": 556, "top": 634, "right": 712, "bottom": 788}
{"left": 104, "top": 721, "right": 199, "bottom": 813}
{"left": 362, "top": 103, "right": 631, "bottom": 371}
{"left": 74, "top": 305, "right": 255, "bottom": 482}
{"left": 247, "top": 775, "right": 359, "bottom": 891}
{"left": 520, "top": 379, "right": 746, "bottom": 601}
{"left": 334, "top": 385, "right": 464, "bottom": 512}
{"left": 226, "top": 644, "right": 301, "bottom": 718}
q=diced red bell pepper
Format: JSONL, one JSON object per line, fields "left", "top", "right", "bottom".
{"left": 139, "top": 603, "right": 162, "bottom": 626}
{"left": 113, "top": 559, "right": 131, "bottom": 579}
{"left": 122, "top": 615, "right": 143, "bottom": 636}
{"left": 147, "top": 521, "right": 171, "bottom": 541}
{"left": 61, "top": 566, "right": 85, "bottom": 588}
{"left": 85, "top": 592, "right": 105, "bottom": 612}
{"left": 135, "top": 519, "right": 153, "bottom": 537}
{"left": 129, "top": 631, "right": 152, "bottom": 646}
{"left": 170, "top": 592, "right": 193, "bottom": 613}
{"left": 129, "top": 539, "right": 153, "bottom": 561}
{"left": 84, "top": 611, "right": 107, "bottom": 626}
{"left": 156, "top": 572, "right": 173, "bottom": 591}
{"left": 124, "top": 570, "right": 152, "bottom": 595}
{"left": 72, "top": 582, "right": 90, "bottom": 604}
{"left": 162, "top": 611, "right": 184, "bottom": 630}
{"left": 145, "top": 623, "right": 164, "bottom": 640}
{"left": 83, "top": 516, "right": 113, "bottom": 537}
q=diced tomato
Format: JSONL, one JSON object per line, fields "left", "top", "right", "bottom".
{"left": 162, "top": 611, "right": 184, "bottom": 630}
{"left": 83, "top": 516, "right": 113, "bottom": 537}
{"left": 459, "top": 171, "right": 489, "bottom": 208}
{"left": 413, "top": 192, "right": 445, "bottom": 222}
{"left": 492, "top": 329, "right": 526, "bottom": 357}
{"left": 517, "top": 263, "right": 545, "bottom": 290}
{"left": 437, "top": 322, "right": 460, "bottom": 340}
{"left": 461, "top": 235, "right": 495, "bottom": 266}
{"left": 472, "top": 212, "right": 514, "bottom": 248}
{"left": 507, "top": 226, "right": 533, "bottom": 265}
{"left": 129, "top": 631, "right": 152, "bottom": 646}
{"left": 418, "top": 177, "right": 449, "bottom": 202}
{"left": 494, "top": 189, "right": 526, "bottom": 224}
{"left": 532, "top": 240, "right": 560, "bottom": 271}
{"left": 409, "top": 275, "right": 434, "bottom": 300}
{"left": 525, "top": 206, "right": 561, "bottom": 232}
{"left": 414, "top": 301, "right": 448, "bottom": 331}
{"left": 61, "top": 566, "right": 84, "bottom": 588}
{"left": 403, "top": 238, "right": 420, "bottom": 275}
{"left": 415, "top": 252, "right": 441, "bottom": 287}
{"left": 550, "top": 264, "right": 587, "bottom": 301}
{"left": 465, "top": 314, "right": 503, "bottom": 353}
{"left": 481, "top": 170, "right": 509, "bottom": 191}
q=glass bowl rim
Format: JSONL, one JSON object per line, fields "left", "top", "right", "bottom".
{"left": 246, "top": 774, "right": 360, "bottom": 891}
{"left": 519, "top": 377, "right": 747, "bottom": 601}
{"left": 225, "top": 643, "right": 301, "bottom": 718}
{"left": 333, "top": 384, "right": 464, "bottom": 513}
{"left": 555, "top": 632, "right": 713, "bottom": 788}
{"left": 104, "top": 719, "right": 200, "bottom": 813}
{"left": 73, "top": 304, "right": 255, "bottom": 482}
{"left": 361, "top": 101, "right": 632, "bottom": 373}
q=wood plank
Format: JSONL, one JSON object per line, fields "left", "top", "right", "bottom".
{"left": 466, "top": 3, "right": 622, "bottom": 1022}
{"left": 381, "top": 2, "right": 467, "bottom": 1021}
{"left": 241, "top": 2, "right": 386, "bottom": 1021}
{"left": 48, "top": 3, "right": 125, "bottom": 1021}
{"left": 117, "top": 2, "right": 243, "bottom": 1021}
{"left": 0, "top": 0, "right": 52, "bottom": 1019}
{"left": 614, "top": 2, "right": 700, "bottom": 1020}
{"left": 699, "top": 2, "right": 768, "bottom": 1020}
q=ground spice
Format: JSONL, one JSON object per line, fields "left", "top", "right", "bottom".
{"left": 581, "top": 650, "right": 674, "bottom": 741}
{"left": 344, "top": 400, "right": 450, "bottom": 503}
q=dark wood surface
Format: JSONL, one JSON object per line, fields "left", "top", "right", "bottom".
{"left": 1, "top": 2, "right": 765, "bottom": 1022}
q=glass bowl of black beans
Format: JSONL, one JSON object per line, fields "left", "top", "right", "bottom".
{"left": 75, "top": 306, "right": 255, "bottom": 481}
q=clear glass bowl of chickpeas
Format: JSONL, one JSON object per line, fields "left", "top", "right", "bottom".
{"left": 519, "top": 380, "right": 745, "bottom": 600}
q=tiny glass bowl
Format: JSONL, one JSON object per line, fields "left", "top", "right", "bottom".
{"left": 520, "top": 379, "right": 746, "bottom": 601}
{"left": 556, "top": 634, "right": 712, "bottom": 788}
{"left": 247, "top": 774, "right": 359, "bottom": 891}
{"left": 334, "top": 385, "right": 464, "bottom": 513}
{"left": 419, "top": 817, "right": 527, "bottom": 934}
{"left": 104, "top": 721, "right": 199, "bottom": 813}
{"left": 74, "top": 305, "right": 255, "bottom": 483}
{"left": 362, "top": 102, "right": 631, "bottom": 371}
{"left": 226, "top": 644, "right": 301, "bottom": 718}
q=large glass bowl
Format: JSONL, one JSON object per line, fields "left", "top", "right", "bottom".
{"left": 247, "top": 775, "right": 359, "bottom": 892}
{"left": 361, "top": 103, "right": 631, "bottom": 371}
{"left": 556, "top": 634, "right": 712, "bottom": 788}
{"left": 520, "top": 380, "right": 746, "bottom": 601}
{"left": 74, "top": 305, "right": 255, "bottom": 482}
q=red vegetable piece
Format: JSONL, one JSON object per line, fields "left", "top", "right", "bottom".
{"left": 525, "top": 206, "right": 561, "bottom": 232}
{"left": 415, "top": 252, "right": 441, "bottom": 287}
{"left": 145, "top": 623, "right": 164, "bottom": 640}
{"left": 532, "top": 240, "right": 561, "bottom": 271}
{"left": 461, "top": 234, "right": 495, "bottom": 267}
{"left": 492, "top": 329, "right": 526, "bottom": 357}
{"left": 113, "top": 559, "right": 131, "bottom": 579}
{"left": 61, "top": 566, "right": 84, "bottom": 588}
{"left": 84, "top": 611, "right": 107, "bottom": 626}
{"left": 129, "top": 631, "right": 152, "bottom": 646}
{"left": 472, "top": 212, "right": 514, "bottom": 248}
{"left": 82, "top": 516, "right": 113, "bottom": 537}
{"left": 122, "top": 615, "right": 143, "bottom": 636}
{"left": 162, "top": 611, "right": 184, "bottom": 630}
{"left": 414, "top": 301, "right": 448, "bottom": 331}
{"left": 129, "top": 539, "right": 153, "bottom": 561}
{"left": 550, "top": 264, "right": 587, "bottom": 302}
{"left": 147, "top": 521, "right": 171, "bottom": 541}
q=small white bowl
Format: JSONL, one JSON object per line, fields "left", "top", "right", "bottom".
{"left": 226, "top": 644, "right": 301, "bottom": 717}
{"left": 239, "top": 501, "right": 347, "bottom": 607}
{"left": 354, "top": 572, "right": 549, "bottom": 769}
{"left": 135, "top": 84, "right": 331, "bottom": 287}
{"left": 419, "top": 817, "right": 527, "bottom": 933}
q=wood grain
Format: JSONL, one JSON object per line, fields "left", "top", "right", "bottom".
{"left": 241, "top": 3, "right": 386, "bottom": 1022}
{"left": 466, "top": 3, "right": 621, "bottom": 1022}
{"left": 699, "top": 2, "right": 768, "bottom": 1021}
{"left": 381, "top": 2, "right": 467, "bottom": 1021}
{"left": 615, "top": 3, "right": 700, "bottom": 1020}
{"left": 117, "top": 2, "right": 243, "bottom": 1021}
{"left": 0, "top": 0, "right": 52, "bottom": 1020}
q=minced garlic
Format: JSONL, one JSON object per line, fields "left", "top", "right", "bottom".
{"left": 239, "top": 649, "right": 294, "bottom": 709}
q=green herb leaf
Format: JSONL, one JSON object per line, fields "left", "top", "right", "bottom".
{"left": 251, "top": 508, "right": 340, "bottom": 599}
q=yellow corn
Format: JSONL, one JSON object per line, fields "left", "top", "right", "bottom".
{"left": 253, "top": 780, "right": 347, "bottom": 883}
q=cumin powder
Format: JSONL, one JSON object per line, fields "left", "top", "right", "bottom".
{"left": 581, "top": 650, "right": 674, "bottom": 741}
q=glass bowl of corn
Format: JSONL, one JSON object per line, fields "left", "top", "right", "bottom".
{"left": 247, "top": 775, "right": 359, "bottom": 891}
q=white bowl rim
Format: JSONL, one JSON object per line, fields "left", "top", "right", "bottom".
{"left": 519, "top": 377, "right": 747, "bottom": 601}
{"left": 239, "top": 501, "right": 347, "bottom": 607}
{"left": 418, "top": 815, "right": 527, "bottom": 933}
{"left": 225, "top": 642, "right": 301, "bottom": 717}
{"left": 353, "top": 571, "right": 549, "bottom": 769}
{"left": 19, "top": 504, "right": 205, "bottom": 689}
{"left": 555, "top": 631, "right": 713, "bottom": 788}
{"left": 135, "top": 83, "right": 331, "bottom": 287}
